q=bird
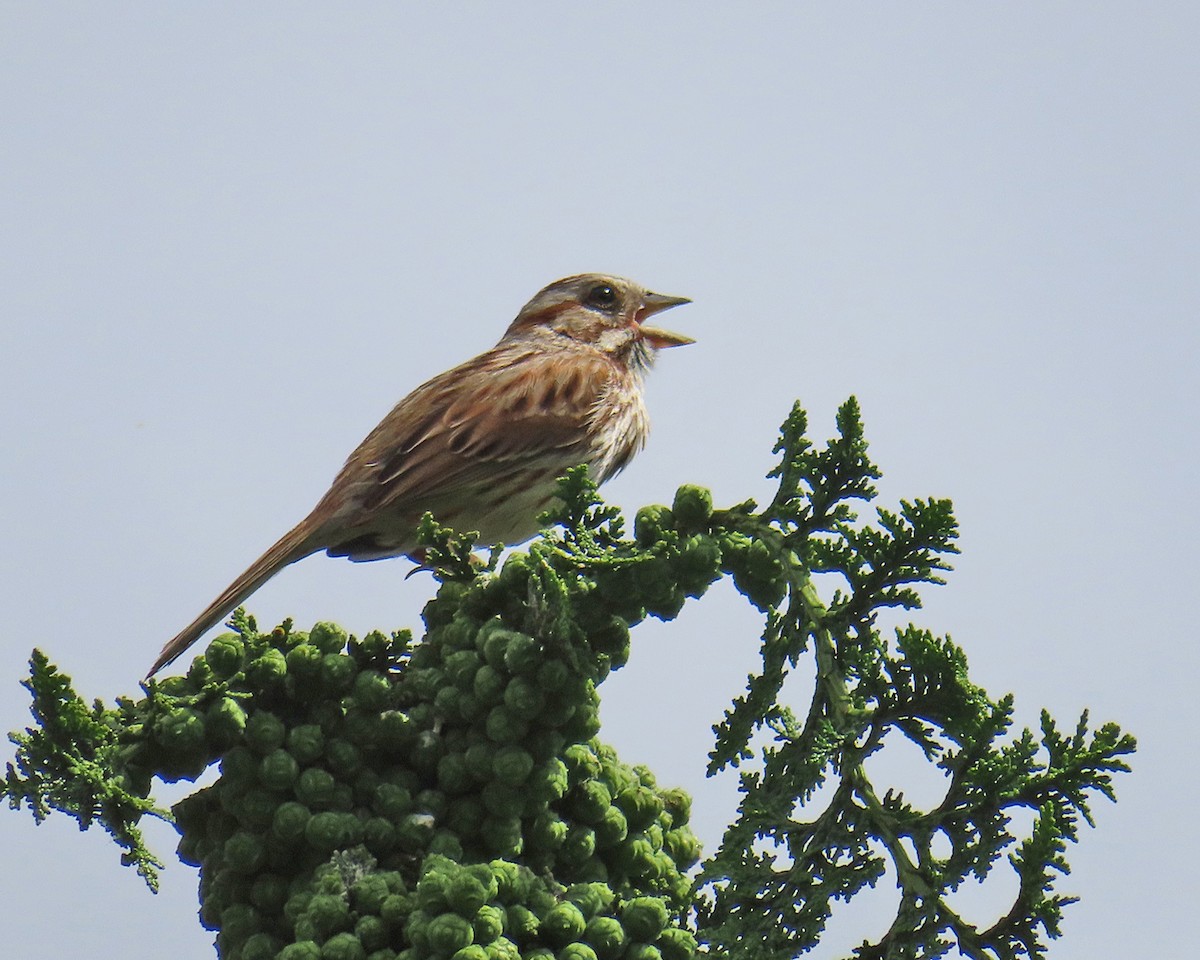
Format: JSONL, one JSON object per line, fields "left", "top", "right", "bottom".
{"left": 148, "top": 273, "right": 692, "bottom": 676}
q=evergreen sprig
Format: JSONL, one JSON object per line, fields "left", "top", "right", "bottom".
{"left": 694, "top": 398, "right": 1136, "bottom": 959}
{"left": 4, "top": 651, "right": 169, "bottom": 889}
{"left": 2, "top": 397, "right": 1134, "bottom": 960}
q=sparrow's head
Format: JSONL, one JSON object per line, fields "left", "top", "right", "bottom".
{"left": 506, "top": 273, "right": 693, "bottom": 366}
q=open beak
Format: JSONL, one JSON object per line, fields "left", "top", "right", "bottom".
{"left": 635, "top": 291, "right": 695, "bottom": 349}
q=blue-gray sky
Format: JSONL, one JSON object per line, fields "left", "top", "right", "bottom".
{"left": 2, "top": 5, "right": 1195, "bottom": 957}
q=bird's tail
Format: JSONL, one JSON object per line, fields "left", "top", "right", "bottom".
{"left": 146, "top": 520, "right": 322, "bottom": 678}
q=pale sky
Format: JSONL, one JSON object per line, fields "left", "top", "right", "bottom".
{"left": 2, "top": 5, "right": 1196, "bottom": 958}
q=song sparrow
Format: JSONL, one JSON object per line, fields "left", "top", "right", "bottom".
{"left": 148, "top": 273, "right": 692, "bottom": 676}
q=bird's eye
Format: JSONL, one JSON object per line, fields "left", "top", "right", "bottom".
{"left": 585, "top": 283, "right": 618, "bottom": 311}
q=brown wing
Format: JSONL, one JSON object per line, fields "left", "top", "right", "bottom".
{"left": 333, "top": 344, "right": 615, "bottom": 519}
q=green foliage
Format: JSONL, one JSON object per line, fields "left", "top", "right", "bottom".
{"left": 693, "top": 399, "right": 1136, "bottom": 959}
{"left": 2, "top": 651, "right": 170, "bottom": 888}
{"left": 3, "top": 397, "right": 1134, "bottom": 960}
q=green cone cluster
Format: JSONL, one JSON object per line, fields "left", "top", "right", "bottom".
{"left": 153, "top": 516, "right": 708, "bottom": 960}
